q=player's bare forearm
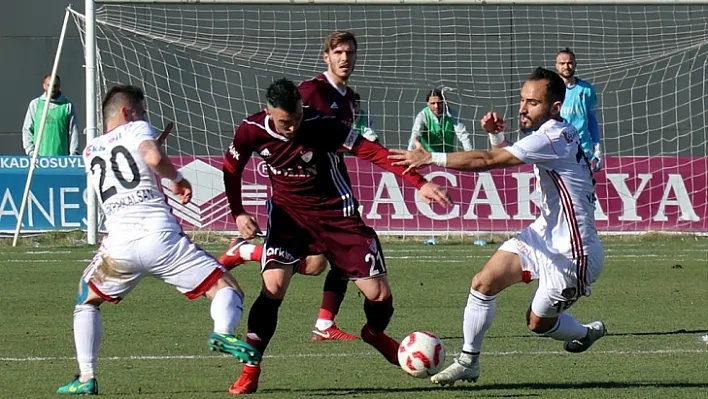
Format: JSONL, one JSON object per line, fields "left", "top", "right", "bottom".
{"left": 440, "top": 148, "right": 524, "bottom": 172}
{"left": 139, "top": 140, "right": 178, "bottom": 180}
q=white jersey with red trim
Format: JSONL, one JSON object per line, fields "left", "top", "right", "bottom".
{"left": 83, "top": 120, "right": 180, "bottom": 238}
{"left": 505, "top": 118, "right": 601, "bottom": 260}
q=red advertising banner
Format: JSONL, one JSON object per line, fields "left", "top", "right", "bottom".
{"left": 164, "top": 156, "right": 708, "bottom": 233}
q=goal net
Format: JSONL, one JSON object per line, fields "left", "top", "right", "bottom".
{"left": 74, "top": 0, "right": 708, "bottom": 235}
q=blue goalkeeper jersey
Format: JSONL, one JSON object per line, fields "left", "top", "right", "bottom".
{"left": 560, "top": 78, "right": 600, "bottom": 159}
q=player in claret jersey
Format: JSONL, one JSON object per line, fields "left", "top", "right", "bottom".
{"left": 391, "top": 67, "right": 607, "bottom": 387}
{"left": 222, "top": 78, "right": 450, "bottom": 394}
{"left": 220, "top": 31, "right": 368, "bottom": 342}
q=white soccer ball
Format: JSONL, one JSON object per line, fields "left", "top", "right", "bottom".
{"left": 397, "top": 331, "right": 446, "bottom": 378}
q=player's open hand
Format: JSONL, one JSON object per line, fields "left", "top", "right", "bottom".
{"left": 170, "top": 178, "right": 193, "bottom": 205}
{"left": 481, "top": 112, "right": 506, "bottom": 134}
{"left": 418, "top": 182, "right": 452, "bottom": 207}
{"left": 156, "top": 122, "right": 174, "bottom": 146}
{"left": 236, "top": 213, "right": 262, "bottom": 240}
{"left": 388, "top": 138, "right": 432, "bottom": 174}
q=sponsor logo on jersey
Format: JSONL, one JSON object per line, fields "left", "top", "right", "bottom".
{"left": 266, "top": 246, "right": 295, "bottom": 262}
{"left": 260, "top": 148, "right": 271, "bottom": 158}
{"left": 267, "top": 164, "right": 317, "bottom": 178}
{"left": 330, "top": 102, "right": 338, "bottom": 109}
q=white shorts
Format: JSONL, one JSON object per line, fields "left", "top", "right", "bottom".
{"left": 81, "top": 230, "right": 225, "bottom": 303}
{"left": 499, "top": 227, "right": 604, "bottom": 317}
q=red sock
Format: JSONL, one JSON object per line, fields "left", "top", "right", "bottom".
{"left": 318, "top": 307, "right": 335, "bottom": 321}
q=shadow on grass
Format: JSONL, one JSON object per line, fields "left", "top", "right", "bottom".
{"left": 260, "top": 381, "right": 708, "bottom": 396}
{"left": 441, "top": 328, "right": 708, "bottom": 341}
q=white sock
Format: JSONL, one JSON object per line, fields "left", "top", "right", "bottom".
{"left": 462, "top": 288, "right": 496, "bottom": 354}
{"left": 238, "top": 244, "right": 259, "bottom": 261}
{"left": 74, "top": 304, "right": 102, "bottom": 382}
{"left": 315, "top": 319, "right": 334, "bottom": 331}
{"left": 211, "top": 287, "right": 244, "bottom": 334}
{"left": 543, "top": 313, "right": 588, "bottom": 341}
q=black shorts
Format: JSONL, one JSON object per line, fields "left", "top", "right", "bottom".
{"left": 262, "top": 201, "right": 387, "bottom": 280}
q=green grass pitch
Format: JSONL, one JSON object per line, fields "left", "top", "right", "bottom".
{"left": 1, "top": 236, "right": 707, "bottom": 398}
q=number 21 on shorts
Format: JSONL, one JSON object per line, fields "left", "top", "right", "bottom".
{"left": 365, "top": 240, "right": 386, "bottom": 277}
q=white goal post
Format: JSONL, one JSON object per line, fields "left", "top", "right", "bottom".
{"left": 73, "top": 0, "right": 707, "bottom": 240}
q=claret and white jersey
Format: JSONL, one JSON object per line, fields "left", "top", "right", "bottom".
{"left": 83, "top": 120, "right": 180, "bottom": 238}
{"left": 505, "top": 118, "right": 601, "bottom": 259}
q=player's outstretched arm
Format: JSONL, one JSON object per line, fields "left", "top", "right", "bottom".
{"left": 389, "top": 137, "right": 523, "bottom": 173}
{"left": 138, "top": 139, "right": 192, "bottom": 204}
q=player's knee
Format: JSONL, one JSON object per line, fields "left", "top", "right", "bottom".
{"left": 370, "top": 284, "right": 391, "bottom": 302}
{"left": 357, "top": 276, "right": 391, "bottom": 302}
{"left": 79, "top": 292, "right": 104, "bottom": 307}
{"left": 261, "top": 279, "right": 288, "bottom": 300}
{"left": 207, "top": 274, "right": 244, "bottom": 300}
{"left": 299, "top": 256, "right": 327, "bottom": 276}
{"left": 471, "top": 273, "right": 497, "bottom": 296}
{"left": 76, "top": 280, "right": 105, "bottom": 307}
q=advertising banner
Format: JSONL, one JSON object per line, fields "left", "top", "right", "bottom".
{"left": 2, "top": 155, "right": 706, "bottom": 233}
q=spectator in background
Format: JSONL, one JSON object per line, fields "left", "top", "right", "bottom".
{"left": 410, "top": 89, "right": 473, "bottom": 245}
{"left": 408, "top": 88, "right": 473, "bottom": 153}
{"left": 22, "top": 74, "right": 79, "bottom": 156}
{"left": 555, "top": 48, "right": 603, "bottom": 171}
{"left": 353, "top": 93, "right": 378, "bottom": 143}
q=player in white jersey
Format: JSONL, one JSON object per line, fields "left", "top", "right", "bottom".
{"left": 390, "top": 67, "right": 606, "bottom": 386}
{"left": 57, "top": 85, "right": 261, "bottom": 396}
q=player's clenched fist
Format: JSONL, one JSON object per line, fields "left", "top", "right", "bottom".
{"left": 236, "top": 213, "right": 261, "bottom": 240}
{"left": 481, "top": 112, "right": 506, "bottom": 134}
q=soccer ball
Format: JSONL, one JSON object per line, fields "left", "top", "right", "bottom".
{"left": 397, "top": 331, "right": 445, "bottom": 378}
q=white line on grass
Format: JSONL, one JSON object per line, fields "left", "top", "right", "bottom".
{"left": 4, "top": 254, "right": 708, "bottom": 264}
{"left": 2, "top": 348, "right": 705, "bottom": 362}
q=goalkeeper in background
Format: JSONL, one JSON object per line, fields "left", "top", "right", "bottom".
{"left": 555, "top": 48, "right": 603, "bottom": 171}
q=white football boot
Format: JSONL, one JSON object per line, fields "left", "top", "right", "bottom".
{"left": 430, "top": 353, "right": 480, "bottom": 386}
{"left": 564, "top": 321, "right": 607, "bottom": 353}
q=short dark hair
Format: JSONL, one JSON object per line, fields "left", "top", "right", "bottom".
{"left": 425, "top": 88, "right": 443, "bottom": 102}
{"left": 266, "top": 78, "right": 301, "bottom": 113}
{"left": 528, "top": 67, "right": 566, "bottom": 105}
{"left": 323, "top": 30, "right": 357, "bottom": 52}
{"left": 354, "top": 92, "right": 361, "bottom": 102}
{"left": 102, "top": 84, "right": 145, "bottom": 120}
{"left": 557, "top": 47, "right": 576, "bottom": 59}
{"left": 43, "top": 74, "right": 61, "bottom": 85}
